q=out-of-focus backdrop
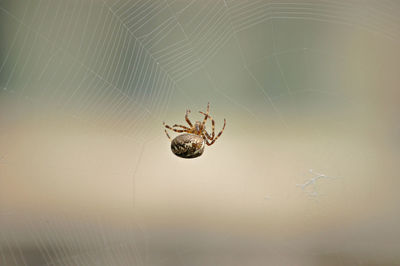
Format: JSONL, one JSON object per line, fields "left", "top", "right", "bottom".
{"left": 1, "top": 0, "right": 400, "bottom": 265}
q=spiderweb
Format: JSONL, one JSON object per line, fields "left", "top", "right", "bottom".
{"left": 1, "top": 0, "right": 400, "bottom": 265}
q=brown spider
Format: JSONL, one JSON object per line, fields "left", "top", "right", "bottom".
{"left": 163, "top": 102, "right": 226, "bottom": 146}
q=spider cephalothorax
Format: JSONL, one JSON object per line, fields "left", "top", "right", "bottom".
{"left": 163, "top": 103, "right": 226, "bottom": 158}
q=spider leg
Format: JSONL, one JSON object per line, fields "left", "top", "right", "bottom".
{"left": 208, "top": 118, "right": 226, "bottom": 146}
{"left": 202, "top": 133, "right": 212, "bottom": 146}
{"left": 199, "top": 111, "right": 215, "bottom": 139}
{"left": 185, "top": 109, "right": 193, "bottom": 127}
{"left": 164, "top": 129, "right": 171, "bottom": 140}
{"left": 163, "top": 122, "right": 187, "bottom": 133}
{"left": 204, "top": 131, "right": 213, "bottom": 140}
{"left": 201, "top": 102, "right": 210, "bottom": 126}
{"left": 173, "top": 124, "right": 190, "bottom": 130}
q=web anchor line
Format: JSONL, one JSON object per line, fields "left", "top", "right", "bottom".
{"left": 297, "top": 169, "right": 336, "bottom": 197}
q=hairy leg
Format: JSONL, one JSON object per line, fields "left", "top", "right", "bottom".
{"left": 164, "top": 129, "right": 171, "bottom": 140}
{"left": 202, "top": 133, "right": 211, "bottom": 146}
{"left": 199, "top": 111, "right": 215, "bottom": 139}
{"left": 173, "top": 124, "right": 190, "bottom": 130}
{"left": 204, "top": 131, "right": 213, "bottom": 140}
{"left": 163, "top": 122, "right": 187, "bottom": 133}
{"left": 208, "top": 118, "right": 226, "bottom": 145}
{"left": 201, "top": 102, "right": 210, "bottom": 127}
{"left": 185, "top": 109, "right": 193, "bottom": 127}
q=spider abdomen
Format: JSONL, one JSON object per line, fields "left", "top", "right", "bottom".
{"left": 171, "top": 133, "right": 205, "bottom": 159}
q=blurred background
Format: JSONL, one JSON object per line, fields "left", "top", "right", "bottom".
{"left": 1, "top": 0, "right": 400, "bottom": 265}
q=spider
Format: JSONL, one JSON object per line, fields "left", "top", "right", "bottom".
{"left": 163, "top": 103, "right": 226, "bottom": 158}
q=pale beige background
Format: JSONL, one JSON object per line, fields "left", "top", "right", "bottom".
{"left": 1, "top": 0, "right": 400, "bottom": 265}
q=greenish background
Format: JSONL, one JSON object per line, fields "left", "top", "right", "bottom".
{"left": 1, "top": 0, "right": 400, "bottom": 265}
